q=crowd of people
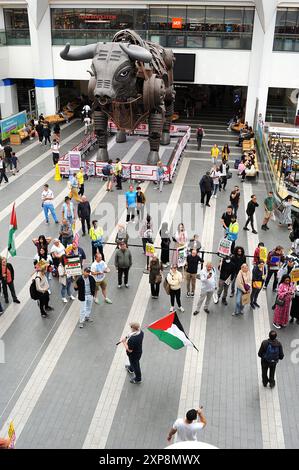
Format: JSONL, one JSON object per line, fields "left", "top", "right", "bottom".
{"left": 1, "top": 105, "right": 299, "bottom": 440}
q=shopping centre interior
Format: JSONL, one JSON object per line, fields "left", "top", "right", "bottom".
{"left": 0, "top": 0, "right": 299, "bottom": 452}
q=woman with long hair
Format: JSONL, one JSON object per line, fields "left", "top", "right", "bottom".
{"left": 273, "top": 274, "right": 295, "bottom": 329}
{"left": 149, "top": 256, "right": 163, "bottom": 298}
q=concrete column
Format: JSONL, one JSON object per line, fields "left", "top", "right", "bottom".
{"left": 0, "top": 79, "right": 19, "bottom": 118}
{"left": 34, "top": 80, "right": 59, "bottom": 115}
{"left": 245, "top": 7, "right": 276, "bottom": 126}
{"left": 27, "top": 0, "right": 58, "bottom": 116}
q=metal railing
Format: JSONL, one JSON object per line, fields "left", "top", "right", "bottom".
{"left": 52, "top": 28, "right": 252, "bottom": 49}
{"left": 0, "top": 29, "right": 30, "bottom": 45}
{"left": 273, "top": 34, "right": 299, "bottom": 52}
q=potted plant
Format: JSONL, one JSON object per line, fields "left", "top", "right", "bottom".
{"left": 9, "top": 129, "right": 22, "bottom": 145}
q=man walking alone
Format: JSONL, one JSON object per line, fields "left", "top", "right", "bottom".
{"left": 258, "top": 330, "right": 284, "bottom": 388}
{"left": 243, "top": 194, "right": 259, "bottom": 234}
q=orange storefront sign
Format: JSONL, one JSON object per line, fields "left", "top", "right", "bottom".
{"left": 172, "top": 18, "right": 182, "bottom": 29}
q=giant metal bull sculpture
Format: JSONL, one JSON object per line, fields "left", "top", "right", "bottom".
{"left": 60, "top": 30, "right": 175, "bottom": 164}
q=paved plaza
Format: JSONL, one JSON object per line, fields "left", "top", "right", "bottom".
{"left": 0, "top": 114, "right": 298, "bottom": 449}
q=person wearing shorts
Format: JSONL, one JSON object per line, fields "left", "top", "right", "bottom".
{"left": 91, "top": 252, "right": 112, "bottom": 304}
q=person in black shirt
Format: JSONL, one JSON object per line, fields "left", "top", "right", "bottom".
{"left": 243, "top": 194, "right": 259, "bottom": 234}
{"left": 258, "top": 330, "right": 284, "bottom": 388}
{"left": 230, "top": 246, "right": 246, "bottom": 297}
{"left": 199, "top": 172, "right": 213, "bottom": 207}
{"left": 186, "top": 249, "right": 203, "bottom": 297}
{"left": 121, "top": 322, "right": 144, "bottom": 384}
{"left": 221, "top": 206, "right": 233, "bottom": 234}
{"left": 215, "top": 256, "right": 235, "bottom": 305}
{"left": 78, "top": 195, "right": 91, "bottom": 236}
{"left": 229, "top": 186, "right": 240, "bottom": 217}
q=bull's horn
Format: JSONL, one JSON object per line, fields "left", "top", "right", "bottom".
{"left": 60, "top": 42, "right": 97, "bottom": 61}
{"left": 120, "top": 43, "right": 152, "bottom": 63}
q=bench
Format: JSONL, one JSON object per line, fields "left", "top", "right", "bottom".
{"left": 9, "top": 130, "right": 29, "bottom": 145}
{"left": 242, "top": 138, "right": 255, "bottom": 152}
{"left": 231, "top": 122, "right": 246, "bottom": 132}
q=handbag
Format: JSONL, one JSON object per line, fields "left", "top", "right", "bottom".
{"left": 252, "top": 281, "right": 262, "bottom": 289}
{"left": 241, "top": 292, "right": 250, "bottom": 305}
{"left": 275, "top": 297, "right": 285, "bottom": 307}
{"left": 163, "top": 277, "right": 170, "bottom": 295}
{"left": 226, "top": 172, "right": 232, "bottom": 179}
{"left": 155, "top": 273, "right": 162, "bottom": 284}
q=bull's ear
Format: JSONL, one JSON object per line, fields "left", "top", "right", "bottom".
{"left": 120, "top": 43, "right": 152, "bottom": 63}
{"left": 60, "top": 43, "right": 97, "bottom": 61}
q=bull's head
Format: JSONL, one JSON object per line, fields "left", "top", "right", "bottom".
{"left": 60, "top": 42, "right": 152, "bottom": 105}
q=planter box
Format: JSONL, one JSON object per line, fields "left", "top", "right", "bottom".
{"left": 10, "top": 134, "right": 22, "bottom": 145}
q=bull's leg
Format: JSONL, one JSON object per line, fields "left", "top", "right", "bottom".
{"left": 147, "top": 112, "right": 163, "bottom": 165}
{"left": 116, "top": 130, "right": 127, "bottom": 143}
{"left": 161, "top": 99, "right": 174, "bottom": 146}
{"left": 94, "top": 110, "right": 109, "bottom": 162}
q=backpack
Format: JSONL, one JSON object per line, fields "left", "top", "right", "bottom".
{"left": 234, "top": 159, "right": 240, "bottom": 169}
{"left": 263, "top": 342, "right": 280, "bottom": 363}
{"left": 102, "top": 164, "right": 111, "bottom": 176}
{"left": 30, "top": 276, "right": 40, "bottom": 300}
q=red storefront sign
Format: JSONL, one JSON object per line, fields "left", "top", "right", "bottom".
{"left": 172, "top": 18, "right": 182, "bottom": 29}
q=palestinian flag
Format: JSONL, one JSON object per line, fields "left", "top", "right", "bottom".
{"left": 8, "top": 203, "right": 17, "bottom": 257}
{"left": 148, "top": 312, "right": 198, "bottom": 351}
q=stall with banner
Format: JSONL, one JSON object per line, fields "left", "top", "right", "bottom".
{"left": 0, "top": 110, "right": 27, "bottom": 141}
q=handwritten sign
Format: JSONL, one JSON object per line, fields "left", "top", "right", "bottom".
{"left": 218, "top": 238, "right": 232, "bottom": 258}
{"left": 146, "top": 243, "right": 155, "bottom": 257}
{"left": 291, "top": 268, "right": 299, "bottom": 283}
{"left": 177, "top": 245, "right": 187, "bottom": 268}
{"left": 65, "top": 256, "right": 82, "bottom": 276}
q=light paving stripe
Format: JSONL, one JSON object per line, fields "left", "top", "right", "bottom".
{"left": 0, "top": 137, "right": 118, "bottom": 336}
{"left": 0, "top": 120, "right": 80, "bottom": 193}
{"left": 0, "top": 168, "right": 151, "bottom": 440}
{"left": 83, "top": 158, "right": 191, "bottom": 449}
{"left": 177, "top": 199, "right": 217, "bottom": 418}
{"left": 242, "top": 183, "right": 285, "bottom": 449}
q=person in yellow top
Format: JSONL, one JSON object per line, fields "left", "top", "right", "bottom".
{"left": 77, "top": 166, "right": 85, "bottom": 196}
{"left": 89, "top": 219, "right": 105, "bottom": 261}
{"left": 211, "top": 144, "right": 219, "bottom": 165}
{"left": 68, "top": 172, "right": 82, "bottom": 202}
{"left": 115, "top": 158, "right": 122, "bottom": 190}
{"left": 226, "top": 216, "right": 239, "bottom": 253}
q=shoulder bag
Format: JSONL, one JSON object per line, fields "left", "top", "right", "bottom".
{"left": 163, "top": 277, "right": 170, "bottom": 295}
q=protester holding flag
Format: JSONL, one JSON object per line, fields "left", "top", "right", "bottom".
{"left": 0, "top": 257, "right": 20, "bottom": 305}
{"left": 121, "top": 322, "right": 144, "bottom": 384}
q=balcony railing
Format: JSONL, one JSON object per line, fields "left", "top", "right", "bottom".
{"left": 0, "top": 30, "right": 6, "bottom": 46}
{"left": 273, "top": 34, "right": 299, "bottom": 52}
{"left": 52, "top": 29, "right": 252, "bottom": 50}
{"left": 0, "top": 29, "right": 30, "bottom": 45}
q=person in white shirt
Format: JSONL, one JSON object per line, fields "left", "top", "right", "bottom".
{"left": 84, "top": 116, "right": 92, "bottom": 134}
{"left": 51, "top": 139, "right": 60, "bottom": 166}
{"left": 90, "top": 252, "right": 112, "bottom": 304}
{"left": 193, "top": 262, "right": 217, "bottom": 315}
{"left": 41, "top": 184, "right": 59, "bottom": 224}
{"left": 50, "top": 238, "right": 65, "bottom": 268}
{"left": 210, "top": 166, "right": 222, "bottom": 198}
{"left": 167, "top": 408, "right": 207, "bottom": 443}
{"left": 82, "top": 104, "right": 91, "bottom": 120}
